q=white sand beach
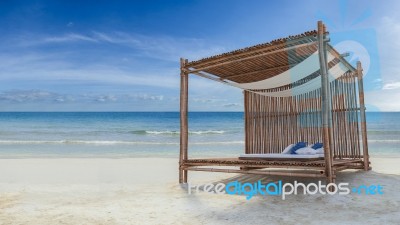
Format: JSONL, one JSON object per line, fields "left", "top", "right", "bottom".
{"left": 0, "top": 157, "right": 399, "bottom": 225}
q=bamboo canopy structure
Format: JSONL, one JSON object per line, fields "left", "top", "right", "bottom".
{"left": 179, "top": 21, "right": 370, "bottom": 185}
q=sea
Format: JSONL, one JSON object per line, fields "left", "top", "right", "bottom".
{"left": 0, "top": 112, "right": 398, "bottom": 158}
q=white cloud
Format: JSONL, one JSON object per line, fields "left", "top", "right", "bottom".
{"left": 366, "top": 89, "right": 400, "bottom": 111}
{"left": 87, "top": 31, "right": 227, "bottom": 61}
{"left": 223, "top": 103, "right": 241, "bottom": 107}
{"left": 44, "top": 33, "right": 98, "bottom": 43}
{"left": 95, "top": 95, "right": 117, "bottom": 102}
{"left": 192, "top": 98, "right": 225, "bottom": 103}
{"left": 373, "top": 78, "right": 382, "bottom": 83}
{"left": 0, "top": 90, "right": 169, "bottom": 104}
{"left": 366, "top": 16, "right": 400, "bottom": 110}
{"left": 0, "top": 52, "right": 178, "bottom": 89}
{"left": 378, "top": 17, "right": 400, "bottom": 77}
{"left": 15, "top": 31, "right": 226, "bottom": 62}
{"left": 0, "top": 30, "right": 242, "bottom": 111}
{"left": 382, "top": 82, "right": 400, "bottom": 90}
{"left": 0, "top": 90, "right": 68, "bottom": 103}
{"left": 128, "top": 94, "right": 164, "bottom": 101}
{"left": 0, "top": 30, "right": 232, "bottom": 95}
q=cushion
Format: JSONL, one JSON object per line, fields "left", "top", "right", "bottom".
{"left": 295, "top": 147, "right": 317, "bottom": 155}
{"left": 239, "top": 153, "right": 323, "bottom": 159}
{"left": 282, "top": 144, "right": 294, "bottom": 154}
{"left": 311, "top": 142, "right": 323, "bottom": 150}
{"left": 290, "top": 142, "right": 307, "bottom": 154}
{"left": 315, "top": 147, "right": 324, "bottom": 154}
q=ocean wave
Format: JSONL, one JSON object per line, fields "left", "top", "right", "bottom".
{"left": 0, "top": 139, "right": 397, "bottom": 145}
{"left": 368, "top": 130, "right": 400, "bottom": 134}
{"left": 131, "top": 130, "right": 226, "bottom": 135}
{"left": 0, "top": 140, "right": 244, "bottom": 145}
{"left": 368, "top": 139, "right": 400, "bottom": 143}
{"left": 192, "top": 141, "right": 244, "bottom": 145}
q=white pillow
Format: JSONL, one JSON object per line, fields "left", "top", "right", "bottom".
{"left": 315, "top": 147, "right": 324, "bottom": 154}
{"left": 281, "top": 144, "right": 294, "bottom": 154}
{"left": 295, "top": 147, "right": 317, "bottom": 155}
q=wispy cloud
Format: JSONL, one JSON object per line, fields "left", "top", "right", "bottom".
{"left": 382, "top": 81, "right": 400, "bottom": 90}
{"left": 0, "top": 90, "right": 167, "bottom": 104}
{"left": 0, "top": 51, "right": 178, "bottom": 89}
{"left": 366, "top": 89, "right": 400, "bottom": 111}
{"left": 223, "top": 103, "right": 241, "bottom": 107}
{"left": 0, "top": 90, "right": 72, "bottom": 103}
{"left": 378, "top": 17, "right": 400, "bottom": 77}
{"left": 0, "top": 29, "right": 232, "bottom": 97}
{"left": 192, "top": 98, "right": 226, "bottom": 103}
{"left": 43, "top": 33, "right": 98, "bottom": 43}
{"left": 93, "top": 95, "right": 117, "bottom": 102}
{"left": 130, "top": 94, "right": 164, "bottom": 101}
{"left": 363, "top": 16, "right": 400, "bottom": 110}
{"left": 15, "top": 30, "right": 226, "bottom": 62}
{"left": 373, "top": 78, "right": 382, "bottom": 83}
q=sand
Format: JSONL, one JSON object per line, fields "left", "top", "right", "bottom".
{"left": 0, "top": 157, "right": 399, "bottom": 225}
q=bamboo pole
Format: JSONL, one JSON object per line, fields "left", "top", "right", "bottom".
{"left": 244, "top": 91, "right": 249, "bottom": 153}
{"left": 317, "top": 21, "right": 334, "bottom": 184}
{"left": 357, "top": 61, "right": 370, "bottom": 170}
{"left": 179, "top": 58, "right": 189, "bottom": 183}
{"left": 353, "top": 75, "right": 362, "bottom": 158}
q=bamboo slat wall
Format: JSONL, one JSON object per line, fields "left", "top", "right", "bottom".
{"left": 244, "top": 71, "right": 363, "bottom": 159}
{"left": 331, "top": 72, "right": 362, "bottom": 159}
{"left": 244, "top": 90, "right": 323, "bottom": 154}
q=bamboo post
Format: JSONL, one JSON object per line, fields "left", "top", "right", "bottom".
{"left": 244, "top": 90, "right": 249, "bottom": 154}
{"left": 179, "top": 58, "right": 189, "bottom": 183}
{"left": 357, "top": 61, "right": 370, "bottom": 170}
{"left": 317, "top": 21, "right": 334, "bottom": 184}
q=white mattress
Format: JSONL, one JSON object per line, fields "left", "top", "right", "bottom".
{"left": 239, "top": 153, "right": 324, "bottom": 159}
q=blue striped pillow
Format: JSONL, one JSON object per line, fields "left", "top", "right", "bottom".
{"left": 311, "top": 142, "right": 323, "bottom": 150}
{"left": 290, "top": 142, "right": 307, "bottom": 154}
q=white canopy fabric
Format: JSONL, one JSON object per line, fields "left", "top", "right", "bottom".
{"left": 252, "top": 62, "right": 349, "bottom": 97}
{"left": 223, "top": 49, "right": 350, "bottom": 97}
{"left": 228, "top": 50, "right": 336, "bottom": 90}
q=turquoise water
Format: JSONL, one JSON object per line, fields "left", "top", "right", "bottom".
{"left": 0, "top": 112, "right": 398, "bottom": 158}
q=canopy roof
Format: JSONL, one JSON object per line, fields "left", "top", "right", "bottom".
{"left": 184, "top": 30, "right": 356, "bottom": 96}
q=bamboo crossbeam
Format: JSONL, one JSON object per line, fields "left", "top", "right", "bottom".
{"left": 184, "top": 167, "right": 326, "bottom": 178}
{"left": 327, "top": 44, "right": 356, "bottom": 72}
{"left": 183, "top": 162, "right": 327, "bottom": 170}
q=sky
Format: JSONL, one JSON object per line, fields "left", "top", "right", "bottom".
{"left": 0, "top": 0, "right": 399, "bottom": 111}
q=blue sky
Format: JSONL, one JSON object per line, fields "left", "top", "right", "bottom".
{"left": 0, "top": 0, "right": 399, "bottom": 111}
